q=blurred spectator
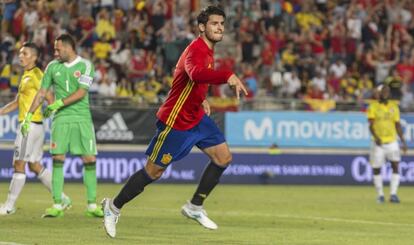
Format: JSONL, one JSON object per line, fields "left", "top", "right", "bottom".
{"left": 358, "top": 73, "right": 374, "bottom": 100}
{"left": 160, "top": 31, "right": 185, "bottom": 74}
{"left": 311, "top": 71, "right": 326, "bottom": 93}
{"left": 239, "top": 17, "right": 255, "bottom": 63}
{"left": 93, "top": 32, "right": 112, "bottom": 60}
{"left": 329, "top": 59, "right": 347, "bottom": 80}
{"left": 95, "top": 9, "right": 115, "bottom": 39}
{"left": 78, "top": 11, "right": 96, "bottom": 49}
{"left": 117, "top": 0, "right": 134, "bottom": 12}
{"left": 281, "top": 42, "right": 297, "bottom": 71}
{"left": 1, "top": 0, "right": 17, "bottom": 34}
{"left": 280, "top": 70, "right": 300, "bottom": 98}
{"left": 150, "top": 0, "right": 168, "bottom": 32}
{"left": 136, "top": 74, "right": 162, "bottom": 104}
{"left": 98, "top": 77, "right": 116, "bottom": 97}
{"left": 116, "top": 77, "right": 133, "bottom": 98}
{"left": 367, "top": 47, "right": 400, "bottom": 84}
{"left": 340, "top": 71, "right": 359, "bottom": 101}
{"left": 126, "top": 48, "right": 147, "bottom": 91}
{"left": 384, "top": 69, "right": 403, "bottom": 100}
{"left": 11, "top": 2, "right": 24, "bottom": 38}
{"left": 0, "top": 63, "right": 12, "bottom": 91}
{"left": 243, "top": 64, "right": 258, "bottom": 98}
{"left": 23, "top": 2, "right": 39, "bottom": 36}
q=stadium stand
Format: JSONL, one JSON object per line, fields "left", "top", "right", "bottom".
{"left": 0, "top": 0, "right": 413, "bottom": 111}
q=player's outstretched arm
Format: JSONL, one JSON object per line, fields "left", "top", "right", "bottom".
{"left": 226, "top": 74, "right": 248, "bottom": 100}
{"left": 0, "top": 94, "right": 18, "bottom": 115}
{"left": 184, "top": 48, "right": 233, "bottom": 85}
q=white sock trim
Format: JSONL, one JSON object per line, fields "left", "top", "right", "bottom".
{"left": 5, "top": 173, "right": 26, "bottom": 208}
{"left": 88, "top": 203, "right": 97, "bottom": 210}
{"left": 373, "top": 174, "right": 384, "bottom": 196}
{"left": 37, "top": 168, "right": 52, "bottom": 193}
{"left": 109, "top": 199, "right": 120, "bottom": 215}
{"left": 53, "top": 204, "right": 63, "bottom": 210}
{"left": 390, "top": 173, "right": 400, "bottom": 195}
{"left": 13, "top": 173, "right": 26, "bottom": 179}
{"left": 187, "top": 200, "right": 203, "bottom": 211}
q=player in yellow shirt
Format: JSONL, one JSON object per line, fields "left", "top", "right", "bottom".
{"left": 0, "top": 42, "right": 71, "bottom": 215}
{"left": 367, "top": 84, "right": 407, "bottom": 204}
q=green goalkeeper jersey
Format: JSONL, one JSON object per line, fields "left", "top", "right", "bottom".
{"left": 41, "top": 56, "right": 94, "bottom": 123}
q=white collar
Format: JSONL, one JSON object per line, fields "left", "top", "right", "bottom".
{"left": 64, "top": 56, "right": 81, "bottom": 67}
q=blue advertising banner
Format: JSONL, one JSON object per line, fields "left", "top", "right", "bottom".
{"left": 1, "top": 149, "right": 414, "bottom": 185}
{"left": 0, "top": 111, "right": 51, "bottom": 142}
{"left": 225, "top": 111, "right": 414, "bottom": 148}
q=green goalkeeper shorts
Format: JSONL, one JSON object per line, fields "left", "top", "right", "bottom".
{"left": 50, "top": 120, "right": 97, "bottom": 156}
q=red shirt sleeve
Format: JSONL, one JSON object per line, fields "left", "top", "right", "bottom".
{"left": 184, "top": 46, "right": 233, "bottom": 84}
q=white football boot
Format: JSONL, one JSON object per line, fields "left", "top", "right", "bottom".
{"left": 0, "top": 203, "right": 16, "bottom": 216}
{"left": 102, "top": 198, "right": 119, "bottom": 238}
{"left": 181, "top": 201, "right": 218, "bottom": 230}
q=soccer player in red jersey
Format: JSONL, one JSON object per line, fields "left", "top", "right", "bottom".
{"left": 102, "top": 5, "right": 248, "bottom": 238}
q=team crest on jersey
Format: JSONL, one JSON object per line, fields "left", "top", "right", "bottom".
{"left": 51, "top": 142, "right": 57, "bottom": 149}
{"left": 74, "top": 70, "right": 81, "bottom": 78}
{"left": 161, "top": 153, "right": 172, "bottom": 164}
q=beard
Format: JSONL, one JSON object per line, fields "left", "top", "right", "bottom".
{"left": 56, "top": 56, "right": 67, "bottom": 62}
{"left": 205, "top": 30, "right": 223, "bottom": 43}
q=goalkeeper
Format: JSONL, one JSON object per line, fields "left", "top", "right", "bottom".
{"left": 22, "top": 34, "right": 103, "bottom": 218}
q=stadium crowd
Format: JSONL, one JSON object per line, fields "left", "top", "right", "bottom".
{"left": 1, "top": 0, "right": 414, "bottom": 109}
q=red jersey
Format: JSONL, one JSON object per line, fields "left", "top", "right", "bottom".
{"left": 157, "top": 37, "right": 233, "bottom": 130}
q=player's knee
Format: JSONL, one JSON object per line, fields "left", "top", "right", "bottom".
{"left": 146, "top": 168, "right": 165, "bottom": 180}
{"left": 145, "top": 163, "right": 165, "bottom": 180}
{"left": 391, "top": 162, "right": 399, "bottom": 173}
{"left": 28, "top": 162, "right": 42, "bottom": 174}
{"left": 28, "top": 162, "right": 36, "bottom": 172}
{"left": 215, "top": 153, "right": 232, "bottom": 167}
{"left": 82, "top": 156, "right": 96, "bottom": 163}
{"left": 52, "top": 155, "right": 65, "bottom": 162}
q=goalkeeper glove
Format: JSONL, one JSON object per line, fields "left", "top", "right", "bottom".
{"left": 43, "top": 99, "right": 64, "bottom": 118}
{"left": 21, "top": 112, "right": 33, "bottom": 137}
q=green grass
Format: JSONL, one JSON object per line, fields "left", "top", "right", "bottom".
{"left": 0, "top": 183, "right": 414, "bottom": 245}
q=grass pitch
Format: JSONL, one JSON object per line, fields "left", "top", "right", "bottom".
{"left": 0, "top": 183, "right": 414, "bottom": 245}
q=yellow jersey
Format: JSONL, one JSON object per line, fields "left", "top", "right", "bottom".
{"left": 18, "top": 67, "right": 43, "bottom": 122}
{"left": 366, "top": 101, "right": 400, "bottom": 143}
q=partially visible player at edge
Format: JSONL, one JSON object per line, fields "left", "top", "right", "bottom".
{"left": 367, "top": 84, "right": 407, "bottom": 204}
{"left": 21, "top": 34, "right": 103, "bottom": 218}
{"left": 0, "top": 42, "right": 71, "bottom": 215}
{"left": 102, "top": 5, "right": 248, "bottom": 238}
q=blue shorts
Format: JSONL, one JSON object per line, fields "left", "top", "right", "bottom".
{"left": 145, "top": 115, "right": 225, "bottom": 167}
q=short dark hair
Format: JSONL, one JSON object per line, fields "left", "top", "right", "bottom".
{"left": 55, "top": 34, "right": 76, "bottom": 50}
{"left": 22, "top": 42, "right": 39, "bottom": 57}
{"left": 197, "top": 5, "right": 226, "bottom": 25}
